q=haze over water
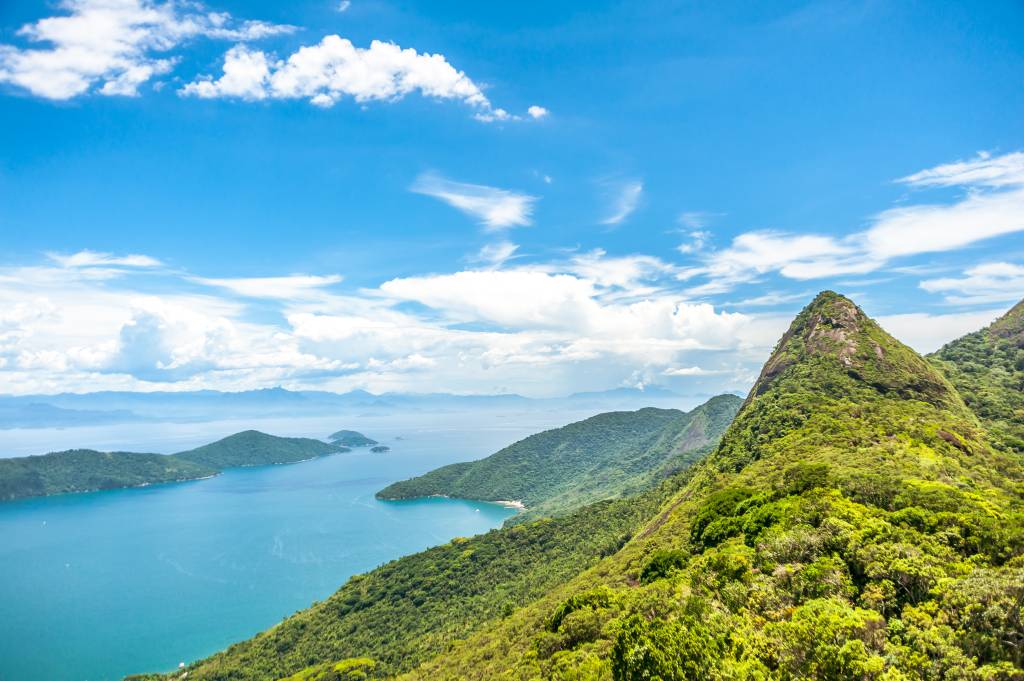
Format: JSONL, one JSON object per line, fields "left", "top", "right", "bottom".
{"left": 0, "top": 411, "right": 592, "bottom": 681}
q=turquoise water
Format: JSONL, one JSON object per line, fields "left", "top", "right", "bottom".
{"left": 0, "top": 413, "right": 589, "bottom": 681}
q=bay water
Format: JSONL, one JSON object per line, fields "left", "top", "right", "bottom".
{"left": 0, "top": 410, "right": 595, "bottom": 681}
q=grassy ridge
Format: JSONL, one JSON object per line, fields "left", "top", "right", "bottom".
{"left": 377, "top": 395, "right": 741, "bottom": 521}
{"left": 0, "top": 430, "right": 346, "bottom": 502}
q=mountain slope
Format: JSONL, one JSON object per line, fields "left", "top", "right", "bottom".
{"left": 404, "top": 291, "right": 1024, "bottom": 680}
{"left": 130, "top": 480, "right": 686, "bottom": 681}
{"left": 929, "top": 298, "right": 1024, "bottom": 454}
{"left": 0, "top": 431, "right": 345, "bottom": 502}
{"left": 0, "top": 450, "right": 216, "bottom": 501}
{"left": 377, "top": 395, "right": 741, "bottom": 521}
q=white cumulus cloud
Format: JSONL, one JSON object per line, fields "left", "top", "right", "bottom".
{"left": 181, "top": 35, "right": 515, "bottom": 121}
{"left": 527, "top": 105, "right": 549, "bottom": 119}
{"left": 0, "top": 0, "right": 294, "bottom": 99}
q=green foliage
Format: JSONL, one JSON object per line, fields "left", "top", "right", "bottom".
{"left": 930, "top": 299, "right": 1024, "bottom": 455}
{"left": 548, "top": 586, "right": 617, "bottom": 632}
{"left": 611, "top": 607, "right": 727, "bottom": 681}
{"left": 277, "top": 658, "right": 376, "bottom": 681}
{"left": 376, "top": 394, "right": 742, "bottom": 522}
{"left": 399, "top": 292, "right": 1024, "bottom": 681}
{"left": 0, "top": 449, "right": 215, "bottom": 501}
{"left": 0, "top": 430, "right": 344, "bottom": 502}
{"left": 639, "top": 549, "right": 689, "bottom": 584}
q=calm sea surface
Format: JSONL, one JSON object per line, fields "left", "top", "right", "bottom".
{"left": 0, "top": 410, "right": 595, "bottom": 681}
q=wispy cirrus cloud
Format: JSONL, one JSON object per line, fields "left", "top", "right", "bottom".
{"left": 898, "top": 150, "right": 1024, "bottom": 188}
{"left": 471, "top": 241, "right": 520, "bottom": 268}
{"left": 920, "top": 262, "right": 1024, "bottom": 305}
{"left": 686, "top": 150, "right": 1024, "bottom": 295}
{"left": 48, "top": 250, "right": 162, "bottom": 268}
{"left": 411, "top": 173, "right": 537, "bottom": 231}
{"left": 191, "top": 274, "right": 344, "bottom": 300}
{"left": 0, "top": 0, "right": 295, "bottom": 100}
{"left": 600, "top": 180, "right": 643, "bottom": 226}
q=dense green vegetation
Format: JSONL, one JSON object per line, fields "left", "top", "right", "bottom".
{"left": 398, "top": 292, "right": 1024, "bottom": 680}
{"left": 138, "top": 292, "right": 1024, "bottom": 681}
{"left": 175, "top": 430, "right": 345, "bottom": 469}
{"left": 0, "top": 431, "right": 345, "bottom": 502}
{"left": 929, "top": 299, "right": 1024, "bottom": 454}
{"left": 377, "top": 395, "right": 741, "bottom": 521}
{"left": 0, "top": 450, "right": 215, "bottom": 502}
{"left": 136, "top": 475, "right": 688, "bottom": 681}
{"left": 329, "top": 430, "right": 378, "bottom": 447}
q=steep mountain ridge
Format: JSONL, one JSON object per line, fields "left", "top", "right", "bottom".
{"left": 377, "top": 395, "right": 741, "bottom": 522}
{"left": 929, "top": 298, "right": 1024, "bottom": 454}
{"left": 404, "top": 291, "right": 1024, "bottom": 680}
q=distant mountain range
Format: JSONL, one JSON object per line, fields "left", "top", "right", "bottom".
{"left": 0, "top": 386, "right": 699, "bottom": 430}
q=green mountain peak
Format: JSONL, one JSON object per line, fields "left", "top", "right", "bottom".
{"left": 399, "top": 291, "right": 1024, "bottom": 680}
{"left": 750, "top": 290, "right": 957, "bottom": 409}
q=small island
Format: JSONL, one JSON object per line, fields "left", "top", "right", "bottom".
{"left": 370, "top": 445, "right": 391, "bottom": 453}
{"left": 328, "top": 430, "right": 378, "bottom": 447}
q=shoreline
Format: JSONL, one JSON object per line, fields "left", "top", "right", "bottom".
{"left": 385, "top": 493, "right": 528, "bottom": 509}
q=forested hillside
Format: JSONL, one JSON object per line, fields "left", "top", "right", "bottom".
{"left": 929, "top": 299, "right": 1024, "bottom": 454}
{"left": 401, "top": 292, "right": 1024, "bottom": 679}
{"left": 0, "top": 431, "right": 347, "bottom": 502}
{"left": 0, "top": 450, "right": 216, "bottom": 502}
{"left": 377, "top": 395, "right": 741, "bottom": 521}
{"left": 140, "top": 292, "right": 1024, "bottom": 681}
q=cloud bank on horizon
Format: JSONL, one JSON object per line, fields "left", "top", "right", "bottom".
{"left": 0, "top": 151, "right": 1021, "bottom": 397}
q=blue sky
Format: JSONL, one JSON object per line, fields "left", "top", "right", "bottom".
{"left": 0, "top": 0, "right": 1022, "bottom": 397}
